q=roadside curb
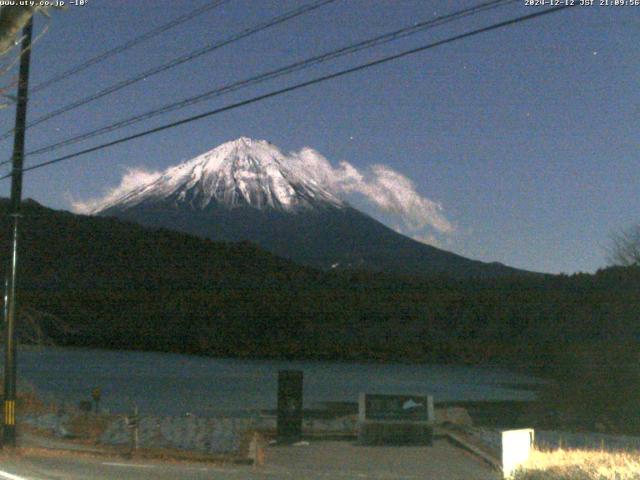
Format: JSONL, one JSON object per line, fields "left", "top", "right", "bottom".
{"left": 439, "top": 426, "right": 501, "bottom": 471}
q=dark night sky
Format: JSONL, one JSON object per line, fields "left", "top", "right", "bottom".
{"left": 0, "top": 0, "right": 637, "bottom": 274}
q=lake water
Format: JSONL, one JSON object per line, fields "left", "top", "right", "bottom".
{"left": 10, "top": 346, "right": 542, "bottom": 417}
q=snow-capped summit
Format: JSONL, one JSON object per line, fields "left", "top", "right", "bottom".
{"left": 95, "top": 138, "right": 530, "bottom": 278}
{"left": 95, "top": 137, "right": 344, "bottom": 214}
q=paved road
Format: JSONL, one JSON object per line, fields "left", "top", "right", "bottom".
{"left": 263, "top": 440, "right": 499, "bottom": 480}
{"left": 0, "top": 439, "right": 499, "bottom": 479}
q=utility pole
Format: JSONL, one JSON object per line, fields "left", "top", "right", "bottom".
{"left": 3, "top": 17, "right": 33, "bottom": 448}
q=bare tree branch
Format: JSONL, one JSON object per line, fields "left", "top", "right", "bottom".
{"left": 0, "top": 306, "right": 78, "bottom": 346}
{"left": 0, "top": 22, "right": 48, "bottom": 77}
{"left": 0, "top": 10, "right": 51, "bottom": 109}
{"left": 0, "top": 6, "right": 38, "bottom": 57}
{"left": 607, "top": 225, "right": 640, "bottom": 267}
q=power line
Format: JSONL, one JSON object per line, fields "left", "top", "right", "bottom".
{"left": 6, "top": 0, "right": 514, "bottom": 166}
{"left": 0, "top": 0, "right": 337, "bottom": 141}
{"left": 0, "top": 5, "right": 574, "bottom": 182}
{"left": 30, "top": 0, "right": 230, "bottom": 94}
{"left": 26, "top": 0, "right": 517, "bottom": 158}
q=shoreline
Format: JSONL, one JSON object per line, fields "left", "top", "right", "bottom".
{"left": 15, "top": 342, "right": 545, "bottom": 370}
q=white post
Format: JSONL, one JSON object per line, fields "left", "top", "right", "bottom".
{"left": 501, "top": 428, "right": 534, "bottom": 478}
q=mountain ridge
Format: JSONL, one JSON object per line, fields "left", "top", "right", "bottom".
{"left": 96, "top": 138, "right": 537, "bottom": 278}
{"left": 96, "top": 137, "right": 343, "bottom": 214}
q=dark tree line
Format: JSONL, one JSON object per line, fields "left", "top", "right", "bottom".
{"left": 1, "top": 199, "right": 639, "bottom": 432}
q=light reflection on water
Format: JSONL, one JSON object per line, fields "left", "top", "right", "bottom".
{"left": 11, "top": 345, "right": 543, "bottom": 416}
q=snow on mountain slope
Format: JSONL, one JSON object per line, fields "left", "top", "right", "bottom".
{"left": 91, "top": 137, "right": 533, "bottom": 278}
{"left": 94, "top": 137, "right": 344, "bottom": 214}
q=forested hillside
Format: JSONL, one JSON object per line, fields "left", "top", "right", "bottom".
{"left": 1, "top": 199, "right": 639, "bottom": 431}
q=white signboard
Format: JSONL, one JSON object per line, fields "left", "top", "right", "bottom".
{"left": 501, "top": 428, "right": 534, "bottom": 478}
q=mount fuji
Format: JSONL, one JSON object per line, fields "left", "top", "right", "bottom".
{"left": 95, "top": 138, "right": 528, "bottom": 278}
